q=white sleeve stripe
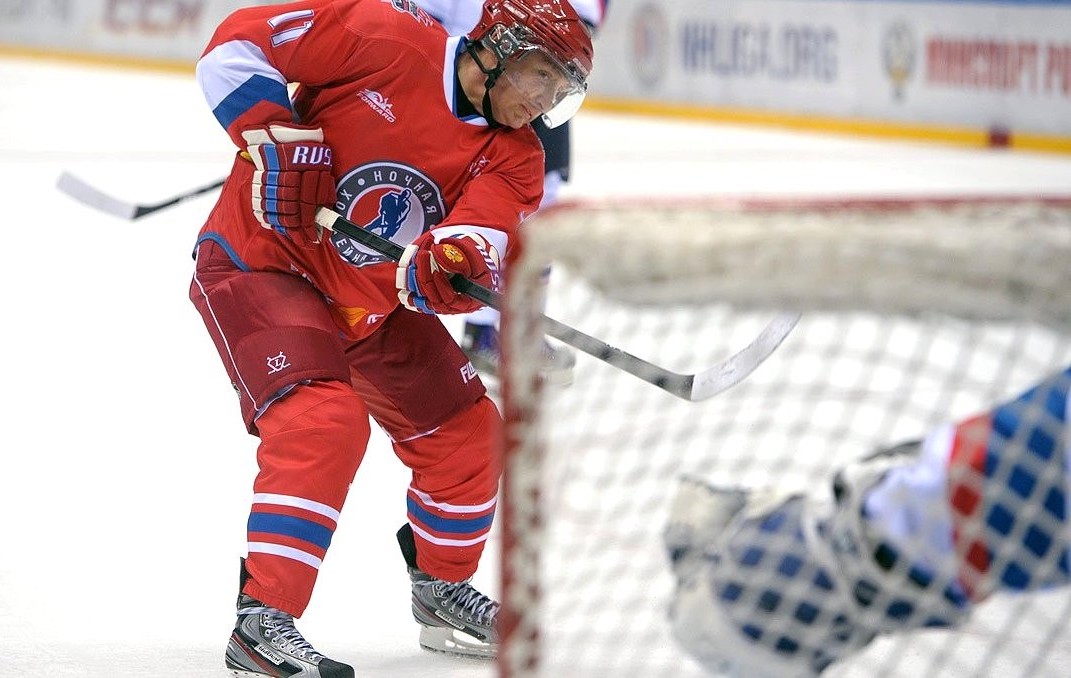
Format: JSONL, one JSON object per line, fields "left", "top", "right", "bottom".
{"left": 197, "top": 39, "right": 287, "bottom": 112}
{"left": 251, "top": 492, "right": 341, "bottom": 521}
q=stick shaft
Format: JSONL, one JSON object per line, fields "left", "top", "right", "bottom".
{"left": 314, "top": 207, "right": 796, "bottom": 401}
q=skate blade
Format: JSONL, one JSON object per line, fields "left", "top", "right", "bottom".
{"left": 418, "top": 626, "right": 496, "bottom": 661}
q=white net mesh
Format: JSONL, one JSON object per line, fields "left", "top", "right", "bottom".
{"left": 499, "top": 198, "right": 1071, "bottom": 678}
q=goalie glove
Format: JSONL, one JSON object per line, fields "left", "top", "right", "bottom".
{"left": 241, "top": 124, "right": 335, "bottom": 247}
{"left": 665, "top": 451, "right": 971, "bottom": 678}
{"left": 396, "top": 229, "right": 502, "bottom": 315}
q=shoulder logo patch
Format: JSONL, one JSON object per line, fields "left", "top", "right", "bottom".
{"left": 357, "top": 89, "right": 397, "bottom": 123}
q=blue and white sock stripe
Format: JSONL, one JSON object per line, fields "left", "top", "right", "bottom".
{"left": 248, "top": 542, "right": 323, "bottom": 569}
{"left": 406, "top": 487, "right": 497, "bottom": 547}
{"left": 252, "top": 492, "right": 340, "bottom": 521}
{"left": 409, "top": 521, "right": 489, "bottom": 547}
{"left": 197, "top": 39, "right": 291, "bottom": 131}
{"left": 408, "top": 497, "right": 495, "bottom": 533}
{"left": 246, "top": 492, "right": 340, "bottom": 568}
{"left": 247, "top": 512, "right": 334, "bottom": 550}
{"left": 409, "top": 487, "right": 497, "bottom": 514}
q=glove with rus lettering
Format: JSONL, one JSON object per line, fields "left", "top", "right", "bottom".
{"left": 241, "top": 124, "right": 335, "bottom": 247}
{"left": 397, "top": 229, "right": 502, "bottom": 314}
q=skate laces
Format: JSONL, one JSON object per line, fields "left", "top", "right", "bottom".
{"left": 429, "top": 579, "right": 499, "bottom": 626}
{"left": 243, "top": 604, "right": 325, "bottom": 661}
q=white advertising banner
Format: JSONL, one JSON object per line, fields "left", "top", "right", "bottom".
{"left": 591, "top": 0, "right": 1071, "bottom": 137}
{"left": 0, "top": 0, "right": 280, "bottom": 62}
{"left": 2, "top": 0, "right": 1069, "bottom": 139}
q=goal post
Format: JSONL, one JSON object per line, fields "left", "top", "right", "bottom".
{"left": 498, "top": 197, "right": 1071, "bottom": 678}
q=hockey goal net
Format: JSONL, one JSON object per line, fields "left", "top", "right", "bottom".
{"left": 497, "top": 197, "right": 1071, "bottom": 678}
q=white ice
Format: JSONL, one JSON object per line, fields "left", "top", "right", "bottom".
{"left": 3, "top": 55, "right": 1071, "bottom": 677}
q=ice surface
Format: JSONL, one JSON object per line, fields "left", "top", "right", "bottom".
{"left": 3, "top": 55, "right": 1071, "bottom": 677}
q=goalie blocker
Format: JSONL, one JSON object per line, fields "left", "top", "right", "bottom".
{"left": 665, "top": 366, "right": 1071, "bottom": 677}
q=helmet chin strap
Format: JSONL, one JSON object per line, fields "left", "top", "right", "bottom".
{"left": 465, "top": 41, "right": 505, "bottom": 128}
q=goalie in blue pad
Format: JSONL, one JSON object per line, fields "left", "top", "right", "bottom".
{"left": 665, "top": 366, "right": 1070, "bottom": 677}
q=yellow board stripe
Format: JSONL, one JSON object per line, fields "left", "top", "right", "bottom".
{"left": 0, "top": 44, "right": 195, "bottom": 75}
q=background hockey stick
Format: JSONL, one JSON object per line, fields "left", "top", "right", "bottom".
{"left": 56, "top": 172, "right": 225, "bottom": 220}
{"left": 315, "top": 208, "right": 800, "bottom": 401}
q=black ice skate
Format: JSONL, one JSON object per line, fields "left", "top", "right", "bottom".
{"left": 397, "top": 523, "right": 499, "bottom": 660}
{"left": 225, "top": 559, "right": 353, "bottom": 678}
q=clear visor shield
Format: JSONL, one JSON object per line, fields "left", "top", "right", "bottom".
{"left": 500, "top": 47, "right": 587, "bottom": 129}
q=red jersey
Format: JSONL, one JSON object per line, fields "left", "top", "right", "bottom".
{"left": 195, "top": 0, "right": 543, "bottom": 340}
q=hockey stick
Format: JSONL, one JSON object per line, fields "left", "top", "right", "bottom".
{"left": 315, "top": 208, "right": 799, "bottom": 401}
{"left": 56, "top": 171, "right": 225, "bottom": 220}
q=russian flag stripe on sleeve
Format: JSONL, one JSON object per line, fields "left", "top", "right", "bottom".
{"left": 197, "top": 39, "right": 291, "bottom": 132}
{"left": 212, "top": 74, "right": 292, "bottom": 131}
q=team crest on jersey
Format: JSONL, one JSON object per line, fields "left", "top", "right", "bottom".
{"left": 332, "top": 162, "right": 445, "bottom": 267}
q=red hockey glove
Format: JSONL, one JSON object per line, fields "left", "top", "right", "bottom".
{"left": 396, "top": 229, "right": 502, "bottom": 314}
{"left": 241, "top": 124, "right": 335, "bottom": 247}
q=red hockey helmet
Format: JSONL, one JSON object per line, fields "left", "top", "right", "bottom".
{"left": 469, "top": 0, "right": 594, "bottom": 128}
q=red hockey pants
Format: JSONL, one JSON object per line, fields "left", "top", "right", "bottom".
{"left": 190, "top": 239, "right": 501, "bottom": 616}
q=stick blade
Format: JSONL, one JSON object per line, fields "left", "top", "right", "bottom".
{"left": 56, "top": 172, "right": 138, "bottom": 220}
{"left": 687, "top": 311, "right": 801, "bottom": 401}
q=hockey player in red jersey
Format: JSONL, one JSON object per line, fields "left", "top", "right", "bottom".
{"left": 419, "top": 0, "right": 609, "bottom": 386}
{"left": 189, "top": 1, "right": 594, "bottom": 675}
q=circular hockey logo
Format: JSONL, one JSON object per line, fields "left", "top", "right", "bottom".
{"left": 332, "top": 162, "right": 446, "bottom": 267}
